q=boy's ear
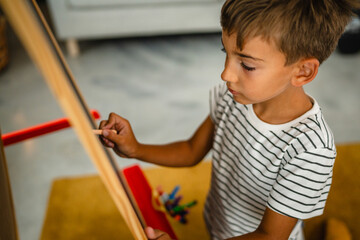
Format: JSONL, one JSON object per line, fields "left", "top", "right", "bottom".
{"left": 292, "top": 58, "right": 319, "bottom": 87}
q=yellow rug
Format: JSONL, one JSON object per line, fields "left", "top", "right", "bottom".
{"left": 41, "top": 143, "right": 360, "bottom": 240}
{"left": 40, "top": 161, "right": 212, "bottom": 240}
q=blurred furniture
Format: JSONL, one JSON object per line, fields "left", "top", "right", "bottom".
{"left": 46, "top": 0, "right": 224, "bottom": 56}
{"left": 337, "top": 10, "right": 360, "bottom": 54}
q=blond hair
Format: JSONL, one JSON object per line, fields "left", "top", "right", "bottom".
{"left": 221, "top": 0, "right": 360, "bottom": 65}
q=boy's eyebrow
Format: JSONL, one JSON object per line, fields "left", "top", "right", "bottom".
{"left": 236, "top": 52, "right": 264, "bottom": 62}
{"left": 221, "top": 38, "right": 264, "bottom": 62}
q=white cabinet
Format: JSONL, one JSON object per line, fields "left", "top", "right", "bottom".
{"left": 46, "top": 0, "right": 224, "bottom": 56}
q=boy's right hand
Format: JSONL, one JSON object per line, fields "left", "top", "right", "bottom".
{"left": 98, "top": 112, "right": 140, "bottom": 158}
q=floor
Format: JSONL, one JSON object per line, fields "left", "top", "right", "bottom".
{"left": 1, "top": 18, "right": 360, "bottom": 240}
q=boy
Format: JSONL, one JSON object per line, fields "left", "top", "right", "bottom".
{"left": 99, "top": 0, "right": 359, "bottom": 239}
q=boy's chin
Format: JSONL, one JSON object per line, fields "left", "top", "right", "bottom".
{"left": 232, "top": 96, "right": 252, "bottom": 105}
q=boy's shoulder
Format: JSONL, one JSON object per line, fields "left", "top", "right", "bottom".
{"left": 281, "top": 98, "right": 336, "bottom": 152}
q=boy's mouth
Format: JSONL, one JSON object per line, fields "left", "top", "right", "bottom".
{"left": 227, "top": 86, "right": 239, "bottom": 95}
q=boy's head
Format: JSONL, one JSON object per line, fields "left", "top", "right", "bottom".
{"left": 221, "top": 0, "right": 359, "bottom": 65}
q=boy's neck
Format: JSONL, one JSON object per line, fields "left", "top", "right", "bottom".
{"left": 252, "top": 87, "right": 313, "bottom": 125}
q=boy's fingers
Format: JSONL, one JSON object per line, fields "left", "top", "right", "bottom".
{"left": 145, "top": 227, "right": 156, "bottom": 239}
{"left": 102, "top": 129, "right": 120, "bottom": 146}
{"left": 99, "top": 112, "right": 119, "bottom": 130}
{"left": 101, "top": 137, "right": 114, "bottom": 148}
{"left": 108, "top": 113, "right": 131, "bottom": 130}
{"left": 98, "top": 120, "right": 107, "bottom": 129}
{"left": 145, "top": 227, "right": 170, "bottom": 240}
{"left": 102, "top": 129, "right": 115, "bottom": 138}
{"left": 107, "top": 112, "right": 124, "bottom": 125}
{"left": 99, "top": 120, "right": 115, "bottom": 131}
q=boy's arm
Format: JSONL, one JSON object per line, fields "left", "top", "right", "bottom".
{"left": 145, "top": 207, "right": 298, "bottom": 240}
{"left": 228, "top": 207, "right": 298, "bottom": 240}
{"left": 99, "top": 113, "right": 215, "bottom": 167}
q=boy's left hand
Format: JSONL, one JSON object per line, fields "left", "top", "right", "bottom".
{"left": 145, "top": 227, "right": 172, "bottom": 240}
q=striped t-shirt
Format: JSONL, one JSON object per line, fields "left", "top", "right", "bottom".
{"left": 204, "top": 83, "right": 336, "bottom": 240}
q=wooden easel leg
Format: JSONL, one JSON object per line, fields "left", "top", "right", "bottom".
{"left": 0, "top": 0, "right": 147, "bottom": 238}
{"left": 0, "top": 128, "right": 19, "bottom": 240}
{"left": 66, "top": 38, "right": 80, "bottom": 57}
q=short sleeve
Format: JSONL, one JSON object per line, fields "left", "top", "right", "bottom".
{"left": 267, "top": 148, "right": 336, "bottom": 219}
{"left": 209, "top": 83, "right": 228, "bottom": 125}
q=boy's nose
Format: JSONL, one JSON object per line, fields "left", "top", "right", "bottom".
{"left": 221, "top": 64, "right": 237, "bottom": 83}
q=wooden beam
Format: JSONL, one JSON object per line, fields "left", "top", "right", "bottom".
{"left": 0, "top": 0, "right": 146, "bottom": 239}
{"left": 0, "top": 128, "right": 19, "bottom": 240}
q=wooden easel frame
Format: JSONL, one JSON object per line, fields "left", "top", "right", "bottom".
{"left": 0, "top": 0, "right": 146, "bottom": 239}
{"left": 0, "top": 128, "right": 19, "bottom": 240}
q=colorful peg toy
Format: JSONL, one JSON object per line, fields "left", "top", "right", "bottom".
{"left": 152, "top": 185, "right": 197, "bottom": 224}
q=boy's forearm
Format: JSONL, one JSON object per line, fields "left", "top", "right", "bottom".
{"left": 133, "top": 116, "right": 214, "bottom": 167}
{"left": 135, "top": 140, "right": 201, "bottom": 167}
{"left": 227, "top": 232, "right": 269, "bottom": 240}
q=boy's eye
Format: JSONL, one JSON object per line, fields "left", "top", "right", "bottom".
{"left": 241, "top": 62, "right": 256, "bottom": 71}
{"left": 221, "top": 47, "right": 255, "bottom": 71}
